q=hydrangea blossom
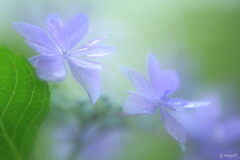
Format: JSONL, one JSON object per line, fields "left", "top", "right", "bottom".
{"left": 13, "top": 13, "right": 114, "bottom": 105}
{"left": 178, "top": 97, "right": 240, "bottom": 160}
{"left": 121, "top": 53, "right": 210, "bottom": 143}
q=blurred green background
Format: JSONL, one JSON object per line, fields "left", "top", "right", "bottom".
{"left": 1, "top": 0, "right": 240, "bottom": 159}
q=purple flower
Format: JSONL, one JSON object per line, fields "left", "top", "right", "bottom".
{"left": 13, "top": 13, "right": 114, "bottom": 105}
{"left": 121, "top": 53, "right": 210, "bottom": 143}
{"left": 178, "top": 97, "right": 240, "bottom": 160}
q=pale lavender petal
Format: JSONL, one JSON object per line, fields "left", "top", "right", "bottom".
{"left": 147, "top": 53, "right": 163, "bottom": 96}
{"left": 127, "top": 70, "right": 156, "bottom": 98}
{"left": 124, "top": 70, "right": 155, "bottom": 99}
{"left": 123, "top": 93, "right": 156, "bottom": 115}
{"left": 158, "top": 70, "right": 180, "bottom": 96}
{"left": 166, "top": 99, "right": 211, "bottom": 110}
{"left": 47, "top": 13, "right": 65, "bottom": 50}
{"left": 147, "top": 54, "right": 179, "bottom": 96}
{"left": 67, "top": 59, "right": 101, "bottom": 105}
{"left": 70, "top": 46, "right": 114, "bottom": 57}
{"left": 73, "top": 37, "right": 106, "bottom": 52}
{"left": 13, "top": 22, "right": 58, "bottom": 55}
{"left": 177, "top": 96, "right": 221, "bottom": 141}
{"left": 64, "top": 14, "right": 89, "bottom": 51}
{"left": 160, "top": 108, "right": 186, "bottom": 143}
{"left": 29, "top": 55, "right": 66, "bottom": 82}
{"left": 67, "top": 57, "right": 102, "bottom": 71}
{"left": 26, "top": 40, "right": 58, "bottom": 56}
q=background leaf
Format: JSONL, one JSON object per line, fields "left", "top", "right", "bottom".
{"left": 0, "top": 46, "right": 50, "bottom": 160}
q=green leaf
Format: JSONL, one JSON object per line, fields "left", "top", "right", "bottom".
{"left": 0, "top": 46, "right": 50, "bottom": 160}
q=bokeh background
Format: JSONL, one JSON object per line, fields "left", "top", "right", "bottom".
{"left": 0, "top": 0, "right": 240, "bottom": 160}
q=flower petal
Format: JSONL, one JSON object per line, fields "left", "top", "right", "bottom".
{"left": 120, "top": 66, "right": 155, "bottom": 99}
{"left": 67, "top": 58, "right": 101, "bottom": 105}
{"left": 147, "top": 54, "right": 179, "bottom": 96}
{"left": 128, "top": 71, "right": 156, "bottom": 98}
{"left": 177, "top": 96, "right": 221, "bottom": 140}
{"left": 123, "top": 93, "right": 156, "bottom": 115}
{"left": 159, "top": 70, "right": 180, "bottom": 96}
{"left": 160, "top": 108, "right": 186, "bottom": 143}
{"left": 166, "top": 99, "right": 211, "bottom": 110}
{"left": 13, "top": 22, "right": 58, "bottom": 55}
{"left": 46, "top": 13, "right": 65, "bottom": 51}
{"left": 25, "top": 40, "right": 58, "bottom": 56}
{"left": 64, "top": 14, "right": 89, "bottom": 51}
{"left": 29, "top": 55, "right": 66, "bottom": 82}
{"left": 74, "top": 37, "right": 106, "bottom": 52}
{"left": 67, "top": 57, "right": 103, "bottom": 71}
{"left": 147, "top": 53, "right": 162, "bottom": 95}
{"left": 71, "top": 46, "right": 114, "bottom": 57}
